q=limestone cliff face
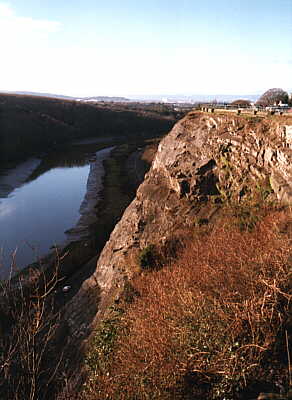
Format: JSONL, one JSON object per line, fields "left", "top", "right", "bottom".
{"left": 66, "top": 112, "right": 292, "bottom": 338}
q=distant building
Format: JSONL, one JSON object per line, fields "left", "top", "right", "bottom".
{"left": 277, "top": 101, "right": 289, "bottom": 107}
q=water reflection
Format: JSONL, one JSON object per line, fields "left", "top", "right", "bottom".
{"left": 0, "top": 165, "right": 90, "bottom": 278}
{"left": 27, "top": 144, "right": 97, "bottom": 182}
{"left": 0, "top": 143, "right": 112, "bottom": 279}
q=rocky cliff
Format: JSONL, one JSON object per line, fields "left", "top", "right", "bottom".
{"left": 66, "top": 111, "right": 292, "bottom": 339}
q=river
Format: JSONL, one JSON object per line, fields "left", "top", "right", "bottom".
{"left": 0, "top": 144, "right": 113, "bottom": 279}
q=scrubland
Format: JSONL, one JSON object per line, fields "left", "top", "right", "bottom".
{"left": 79, "top": 209, "right": 292, "bottom": 400}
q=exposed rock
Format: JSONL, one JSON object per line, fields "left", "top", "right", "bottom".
{"left": 64, "top": 112, "right": 292, "bottom": 339}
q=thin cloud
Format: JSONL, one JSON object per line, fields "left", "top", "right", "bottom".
{"left": 0, "top": 3, "right": 60, "bottom": 34}
{"left": 0, "top": 3, "right": 61, "bottom": 93}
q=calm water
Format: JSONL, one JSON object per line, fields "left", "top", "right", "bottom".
{"left": 0, "top": 145, "right": 111, "bottom": 279}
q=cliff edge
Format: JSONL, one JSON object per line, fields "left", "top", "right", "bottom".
{"left": 66, "top": 111, "right": 292, "bottom": 339}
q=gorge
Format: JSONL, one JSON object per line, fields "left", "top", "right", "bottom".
{"left": 65, "top": 111, "right": 292, "bottom": 399}
{"left": 1, "top": 101, "right": 292, "bottom": 399}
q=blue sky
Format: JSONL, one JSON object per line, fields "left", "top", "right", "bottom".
{"left": 0, "top": 0, "right": 291, "bottom": 97}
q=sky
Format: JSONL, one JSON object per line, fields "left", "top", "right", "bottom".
{"left": 0, "top": 0, "right": 291, "bottom": 97}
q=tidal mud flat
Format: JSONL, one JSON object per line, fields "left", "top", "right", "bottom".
{"left": 0, "top": 158, "right": 41, "bottom": 200}
{"left": 51, "top": 140, "right": 157, "bottom": 297}
{"left": 65, "top": 146, "right": 115, "bottom": 242}
{"left": 1, "top": 139, "right": 158, "bottom": 309}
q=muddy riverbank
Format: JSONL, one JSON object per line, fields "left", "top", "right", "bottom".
{"left": 0, "top": 143, "right": 118, "bottom": 278}
{"left": 0, "top": 158, "right": 42, "bottom": 200}
{"left": 15, "top": 139, "right": 159, "bottom": 307}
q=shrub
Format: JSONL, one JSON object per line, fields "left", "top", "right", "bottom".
{"left": 0, "top": 256, "right": 73, "bottom": 400}
{"left": 138, "top": 244, "right": 156, "bottom": 270}
{"left": 85, "top": 211, "right": 291, "bottom": 399}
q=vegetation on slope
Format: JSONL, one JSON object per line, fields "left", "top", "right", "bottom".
{"left": 2, "top": 200, "right": 290, "bottom": 400}
{"left": 1, "top": 180, "right": 291, "bottom": 400}
{"left": 80, "top": 209, "right": 292, "bottom": 400}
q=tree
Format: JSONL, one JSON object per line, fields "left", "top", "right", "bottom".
{"left": 256, "top": 88, "right": 289, "bottom": 106}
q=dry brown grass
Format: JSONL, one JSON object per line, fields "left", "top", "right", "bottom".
{"left": 82, "top": 211, "right": 292, "bottom": 399}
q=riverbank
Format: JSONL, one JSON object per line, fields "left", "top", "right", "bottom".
{"left": 2, "top": 135, "right": 158, "bottom": 287}
{"left": 65, "top": 146, "right": 115, "bottom": 242}
{"left": 0, "top": 136, "right": 160, "bottom": 399}
{"left": 28, "top": 137, "right": 160, "bottom": 308}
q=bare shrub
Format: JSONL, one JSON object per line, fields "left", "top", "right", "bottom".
{"left": 0, "top": 258, "right": 64, "bottom": 400}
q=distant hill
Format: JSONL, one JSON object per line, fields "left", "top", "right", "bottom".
{"left": 127, "top": 93, "right": 260, "bottom": 103}
{"left": 0, "top": 90, "right": 264, "bottom": 104}
{"left": 80, "top": 96, "right": 130, "bottom": 102}
{"left": 0, "top": 92, "right": 130, "bottom": 102}
{"left": 0, "top": 93, "right": 177, "bottom": 164}
{"left": 0, "top": 91, "right": 76, "bottom": 100}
